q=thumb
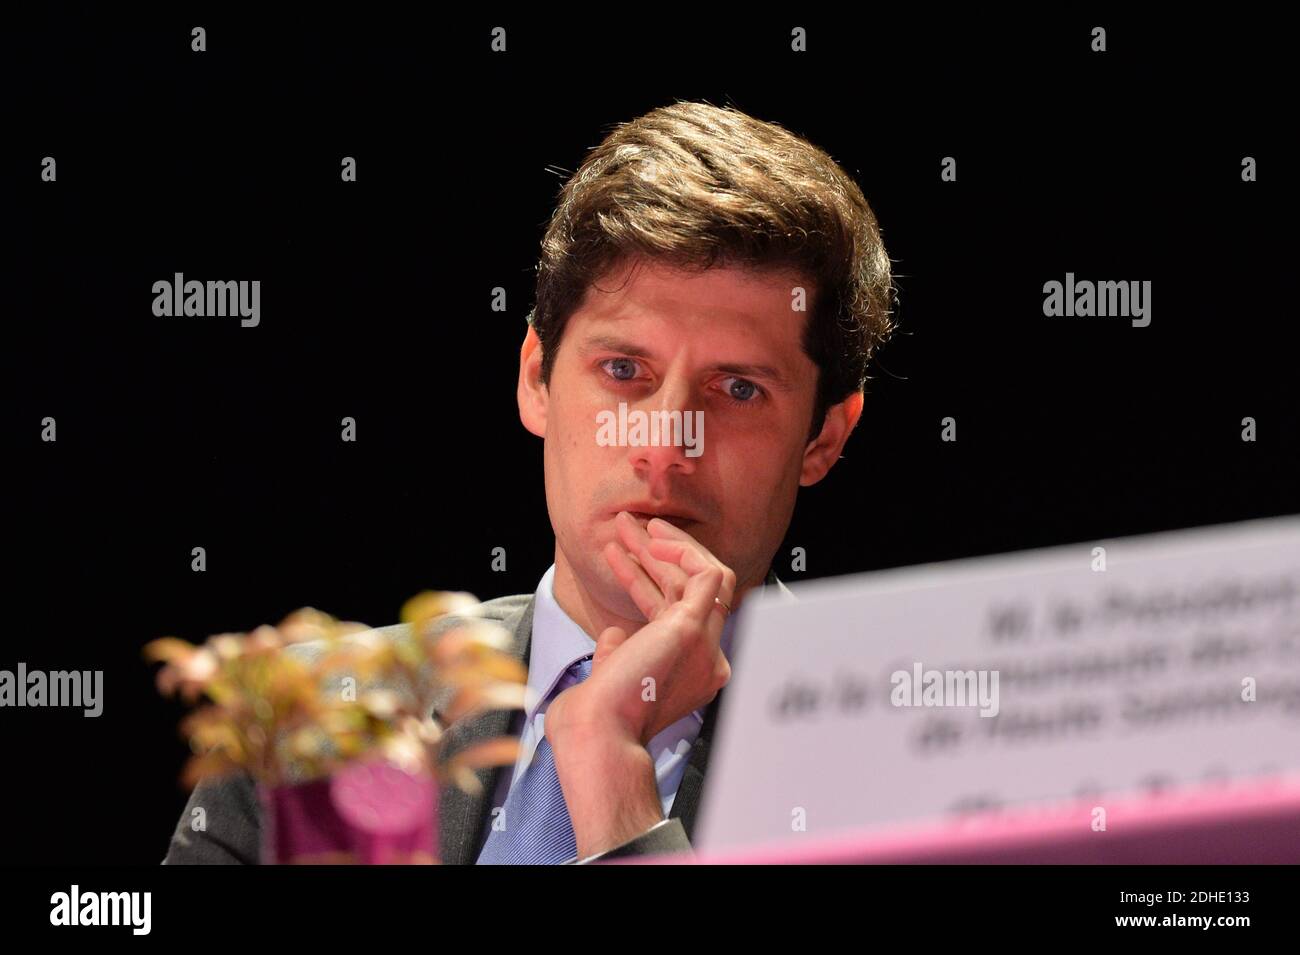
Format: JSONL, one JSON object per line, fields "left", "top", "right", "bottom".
{"left": 592, "top": 625, "right": 630, "bottom": 668}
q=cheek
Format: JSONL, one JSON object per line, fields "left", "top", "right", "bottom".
{"left": 558, "top": 385, "right": 600, "bottom": 444}
{"left": 545, "top": 398, "right": 602, "bottom": 496}
{"left": 719, "top": 440, "right": 804, "bottom": 544}
{"left": 722, "top": 429, "right": 802, "bottom": 490}
{"left": 545, "top": 390, "right": 582, "bottom": 451}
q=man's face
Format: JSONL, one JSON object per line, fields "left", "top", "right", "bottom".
{"left": 518, "top": 257, "right": 859, "bottom": 621}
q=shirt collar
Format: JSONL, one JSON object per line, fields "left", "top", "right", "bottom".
{"left": 526, "top": 565, "right": 598, "bottom": 722}
{"left": 526, "top": 563, "right": 751, "bottom": 723}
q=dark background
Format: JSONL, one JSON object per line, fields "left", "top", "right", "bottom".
{"left": 4, "top": 10, "right": 1295, "bottom": 864}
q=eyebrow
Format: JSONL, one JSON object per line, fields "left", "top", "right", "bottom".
{"left": 581, "top": 335, "right": 654, "bottom": 359}
{"left": 578, "top": 335, "right": 795, "bottom": 390}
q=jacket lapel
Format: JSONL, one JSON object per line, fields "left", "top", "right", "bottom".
{"left": 435, "top": 596, "right": 535, "bottom": 865}
{"left": 667, "top": 688, "right": 722, "bottom": 839}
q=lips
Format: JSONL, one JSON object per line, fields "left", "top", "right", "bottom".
{"left": 629, "top": 511, "right": 687, "bottom": 529}
{"left": 615, "top": 504, "right": 701, "bottom": 529}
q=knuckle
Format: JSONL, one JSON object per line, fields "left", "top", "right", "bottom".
{"left": 713, "top": 658, "right": 732, "bottom": 690}
{"left": 666, "top": 604, "right": 696, "bottom": 632}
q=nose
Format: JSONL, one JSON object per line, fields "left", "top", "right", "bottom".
{"left": 627, "top": 373, "right": 699, "bottom": 481}
{"left": 630, "top": 433, "right": 698, "bottom": 482}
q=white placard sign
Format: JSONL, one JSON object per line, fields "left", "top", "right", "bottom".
{"left": 695, "top": 516, "right": 1300, "bottom": 853}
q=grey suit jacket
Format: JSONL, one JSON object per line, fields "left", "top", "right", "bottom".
{"left": 162, "top": 572, "right": 789, "bottom": 865}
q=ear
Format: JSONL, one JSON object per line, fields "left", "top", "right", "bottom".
{"left": 517, "top": 324, "right": 548, "bottom": 438}
{"left": 799, "top": 390, "right": 865, "bottom": 487}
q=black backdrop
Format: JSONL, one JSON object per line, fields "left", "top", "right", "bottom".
{"left": 4, "top": 10, "right": 1295, "bottom": 864}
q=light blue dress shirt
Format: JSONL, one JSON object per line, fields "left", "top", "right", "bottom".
{"left": 475, "top": 563, "right": 740, "bottom": 856}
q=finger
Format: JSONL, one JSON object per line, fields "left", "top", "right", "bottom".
{"left": 604, "top": 541, "right": 666, "bottom": 620}
{"left": 602, "top": 540, "right": 669, "bottom": 620}
{"left": 679, "top": 563, "right": 726, "bottom": 631}
{"left": 646, "top": 538, "right": 736, "bottom": 609}
{"left": 646, "top": 517, "right": 734, "bottom": 593}
{"left": 649, "top": 540, "right": 733, "bottom": 631}
{"left": 592, "top": 625, "right": 629, "bottom": 668}
{"left": 646, "top": 515, "right": 700, "bottom": 544}
{"left": 616, "top": 512, "right": 689, "bottom": 604}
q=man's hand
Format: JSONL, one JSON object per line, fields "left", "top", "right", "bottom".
{"left": 544, "top": 510, "right": 737, "bottom": 858}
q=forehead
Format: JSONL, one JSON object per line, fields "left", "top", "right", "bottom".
{"left": 568, "top": 258, "right": 811, "bottom": 350}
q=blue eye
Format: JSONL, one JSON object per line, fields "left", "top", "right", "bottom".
{"left": 721, "top": 376, "right": 763, "bottom": 405}
{"left": 600, "top": 358, "right": 640, "bottom": 381}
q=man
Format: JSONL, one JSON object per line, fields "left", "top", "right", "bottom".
{"left": 163, "top": 100, "right": 894, "bottom": 864}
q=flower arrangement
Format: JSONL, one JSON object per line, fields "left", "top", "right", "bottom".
{"left": 145, "top": 591, "right": 528, "bottom": 863}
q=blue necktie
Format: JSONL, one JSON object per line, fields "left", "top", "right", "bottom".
{"left": 476, "top": 655, "right": 594, "bottom": 864}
